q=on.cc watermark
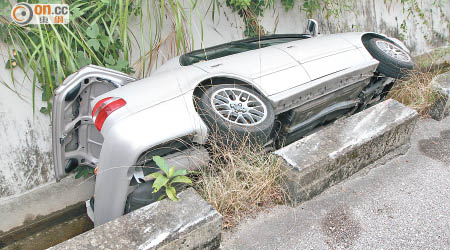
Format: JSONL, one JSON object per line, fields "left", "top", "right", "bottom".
{"left": 11, "top": 3, "right": 69, "bottom": 25}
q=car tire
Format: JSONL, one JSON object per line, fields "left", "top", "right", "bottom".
{"left": 365, "top": 38, "right": 414, "bottom": 79}
{"left": 197, "top": 84, "right": 275, "bottom": 146}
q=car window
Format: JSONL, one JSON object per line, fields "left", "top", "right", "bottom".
{"left": 180, "top": 35, "right": 308, "bottom": 66}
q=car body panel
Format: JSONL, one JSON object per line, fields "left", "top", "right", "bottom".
{"left": 301, "top": 49, "right": 367, "bottom": 80}
{"left": 273, "top": 33, "right": 357, "bottom": 63}
{"left": 194, "top": 46, "right": 299, "bottom": 79}
{"left": 94, "top": 70, "right": 182, "bottom": 114}
{"left": 253, "top": 65, "right": 310, "bottom": 96}
{"left": 269, "top": 59, "right": 379, "bottom": 113}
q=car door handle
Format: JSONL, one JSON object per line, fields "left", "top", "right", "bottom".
{"left": 210, "top": 63, "right": 222, "bottom": 68}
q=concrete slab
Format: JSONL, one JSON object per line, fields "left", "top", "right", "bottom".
{"left": 275, "top": 99, "right": 418, "bottom": 205}
{"left": 222, "top": 115, "right": 450, "bottom": 250}
{"left": 430, "top": 71, "right": 450, "bottom": 121}
{"left": 50, "top": 188, "right": 222, "bottom": 250}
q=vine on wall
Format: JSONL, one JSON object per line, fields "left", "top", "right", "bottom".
{"left": 225, "top": 0, "right": 355, "bottom": 38}
{"left": 398, "top": 0, "right": 449, "bottom": 43}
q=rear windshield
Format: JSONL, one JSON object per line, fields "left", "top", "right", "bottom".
{"left": 180, "top": 34, "right": 310, "bottom": 66}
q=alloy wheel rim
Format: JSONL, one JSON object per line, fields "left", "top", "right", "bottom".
{"left": 210, "top": 87, "right": 267, "bottom": 126}
{"left": 375, "top": 40, "right": 411, "bottom": 63}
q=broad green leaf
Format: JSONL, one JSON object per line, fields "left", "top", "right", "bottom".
{"left": 166, "top": 186, "right": 178, "bottom": 201}
{"left": 168, "top": 166, "right": 175, "bottom": 178}
{"left": 87, "top": 39, "right": 101, "bottom": 52}
{"left": 170, "top": 176, "right": 192, "bottom": 185}
{"left": 116, "top": 57, "right": 128, "bottom": 70}
{"left": 86, "top": 24, "right": 100, "bottom": 39}
{"left": 152, "top": 156, "right": 169, "bottom": 176}
{"left": 99, "top": 35, "right": 110, "bottom": 48}
{"left": 108, "top": 57, "right": 128, "bottom": 72}
{"left": 152, "top": 175, "right": 169, "bottom": 193}
{"left": 157, "top": 194, "right": 166, "bottom": 201}
{"left": 75, "top": 51, "right": 91, "bottom": 68}
{"left": 105, "top": 54, "right": 115, "bottom": 65}
{"left": 71, "top": 7, "right": 84, "bottom": 19}
{"left": 146, "top": 172, "right": 163, "bottom": 180}
{"left": 75, "top": 167, "right": 88, "bottom": 179}
{"left": 172, "top": 169, "right": 188, "bottom": 177}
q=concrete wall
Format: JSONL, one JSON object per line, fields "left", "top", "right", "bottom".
{"left": 0, "top": 0, "right": 448, "bottom": 211}
{"left": 0, "top": 46, "right": 54, "bottom": 199}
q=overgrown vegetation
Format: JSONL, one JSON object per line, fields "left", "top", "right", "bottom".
{"left": 0, "top": 0, "right": 197, "bottom": 112}
{"left": 226, "top": 0, "right": 269, "bottom": 37}
{"left": 193, "top": 135, "right": 286, "bottom": 229}
{"left": 388, "top": 47, "right": 450, "bottom": 116}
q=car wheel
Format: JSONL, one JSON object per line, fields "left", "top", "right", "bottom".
{"left": 197, "top": 84, "right": 275, "bottom": 146}
{"left": 366, "top": 38, "right": 414, "bottom": 79}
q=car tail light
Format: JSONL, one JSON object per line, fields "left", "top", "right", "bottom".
{"left": 92, "top": 97, "right": 126, "bottom": 131}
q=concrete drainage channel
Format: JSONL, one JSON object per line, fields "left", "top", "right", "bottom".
{"left": 1, "top": 97, "right": 425, "bottom": 249}
{"left": 0, "top": 202, "right": 93, "bottom": 249}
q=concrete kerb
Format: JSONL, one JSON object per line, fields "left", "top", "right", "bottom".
{"left": 50, "top": 188, "right": 222, "bottom": 250}
{"left": 429, "top": 71, "right": 450, "bottom": 121}
{"left": 274, "top": 99, "right": 418, "bottom": 205}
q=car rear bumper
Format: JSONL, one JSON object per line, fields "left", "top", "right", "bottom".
{"left": 92, "top": 94, "right": 208, "bottom": 226}
{"left": 87, "top": 146, "right": 209, "bottom": 224}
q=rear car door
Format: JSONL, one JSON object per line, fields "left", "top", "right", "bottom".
{"left": 52, "top": 65, "right": 136, "bottom": 180}
{"left": 275, "top": 34, "right": 365, "bottom": 80}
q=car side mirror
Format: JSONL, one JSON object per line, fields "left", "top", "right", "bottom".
{"left": 306, "top": 19, "right": 319, "bottom": 37}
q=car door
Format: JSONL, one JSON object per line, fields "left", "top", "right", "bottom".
{"left": 275, "top": 34, "right": 365, "bottom": 80}
{"left": 52, "top": 65, "right": 136, "bottom": 181}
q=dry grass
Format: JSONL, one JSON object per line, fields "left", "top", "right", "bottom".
{"left": 388, "top": 47, "right": 450, "bottom": 116}
{"left": 192, "top": 134, "right": 286, "bottom": 229}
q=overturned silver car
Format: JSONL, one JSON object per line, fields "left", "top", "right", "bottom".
{"left": 52, "top": 20, "right": 414, "bottom": 226}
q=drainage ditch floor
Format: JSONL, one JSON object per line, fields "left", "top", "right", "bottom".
{"left": 0, "top": 203, "right": 93, "bottom": 250}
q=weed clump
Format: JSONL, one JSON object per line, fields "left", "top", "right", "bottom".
{"left": 388, "top": 47, "right": 450, "bottom": 116}
{"left": 193, "top": 133, "right": 286, "bottom": 229}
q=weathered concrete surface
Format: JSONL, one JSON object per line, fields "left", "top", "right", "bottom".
{"left": 50, "top": 188, "right": 222, "bottom": 250}
{"left": 430, "top": 71, "right": 450, "bottom": 121}
{"left": 0, "top": 175, "right": 94, "bottom": 233}
{"left": 275, "top": 99, "right": 418, "bottom": 205}
{"left": 222, "top": 115, "right": 450, "bottom": 250}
